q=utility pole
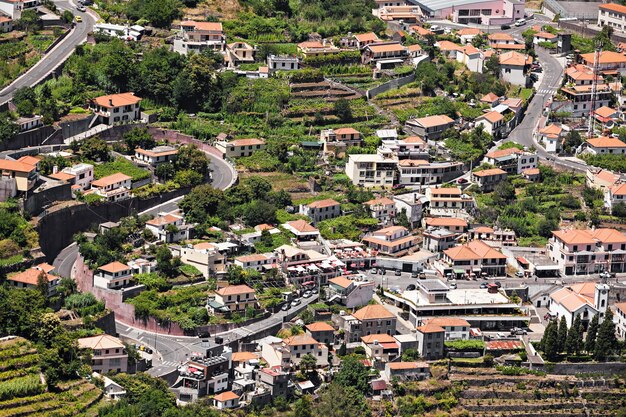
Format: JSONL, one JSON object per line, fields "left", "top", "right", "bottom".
{"left": 587, "top": 42, "right": 602, "bottom": 138}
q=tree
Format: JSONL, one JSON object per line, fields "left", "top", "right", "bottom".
{"left": 299, "top": 353, "right": 318, "bottom": 372}
{"left": 18, "top": 9, "right": 40, "bottom": 32}
{"left": 179, "top": 185, "right": 224, "bottom": 223}
{"left": 260, "top": 229, "right": 273, "bottom": 248}
{"left": 563, "top": 130, "right": 582, "bottom": 154}
{"left": 471, "top": 33, "right": 487, "bottom": 48}
{"left": 566, "top": 314, "right": 583, "bottom": 356}
{"left": 126, "top": 0, "right": 182, "bottom": 28}
{"left": 176, "top": 144, "right": 210, "bottom": 177}
{"left": 557, "top": 315, "right": 568, "bottom": 353}
{"left": 485, "top": 55, "right": 501, "bottom": 78}
{"left": 61, "top": 10, "right": 74, "bottom": 23}
{"left": 244, "top": 200, "right": 277, "bottom": 226}
{"left": 0, "top": 115, "right": 18, "bottom": 143}
{"left": 585, "top": 313, "right": 599, "bottom": 353}
{"left": 172, "top": 54, "right": 220, "bottom": 112}
{"left": 401, "top": 348, "right": 420, "bottom": 361}
{"left": 315, "top": 383, "right": 370, "bottom": 417}
{"left": 612, "top": 202, "right": 626, "bottom": 218}
{"left": 79, "top": 137, "right": 110, "bottom": 162}
{"left": 395, "top": 207, "right": 410, "bottom": 229}
{"left": 594, "top": 309, "right": 618, "bottom": 361}
{"left": 36, "top": 272, "right": 49, "bottom": 300}
{"left": 173, "top": 170, "right": 203, "bottom": 187}
{"left": 334, "top": 99, "right": 352, "bottom": 122}
{"left": 294, "top": 395, "right": 313, "bottom": 417}
{"left": 156, "top": 163, "right": 176, "bottom": 182}
{"left": 39, "top": 84, "right": 58, "bottom": 124}
{"left": 13, "top": 87, "right": 37, "bottom": 116}
{"left": 333, "top": 355, "right": 370, "bottom": 394}
{"left": 123, "top": 127, "right": 155, "bottom": 153}
{"left": 155, "top": 246, "right": 180, "bottom": 278}
{"left": 540, "top": 319, "right": 559, "bottom": 361}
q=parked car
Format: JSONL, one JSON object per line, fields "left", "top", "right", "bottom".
{"left": 514, "top": 18, "right": 526, "bottom": 26}
{"left": 395, "top": 269, "right": 402, "bottom": 276}
{"left": 515, "top": 271, "right": 525, "bottom": 278}
{"left": 510, "top": 327, "right": 527, "bottom": 335}
{"left": 449, "top": 281, "right": 458, "bottom": 289}
{"left": 457, "top": 177, "right": 468, "bottom": 184}
{"left": 75, "top": 15, "right": 82, "bottom": 22}
{"left": 281, "top": 303, "right": 290, "bottom": 311}
{"left": 406, "top": 284, "right": 416, "bottom": 291}
{"left": 392, "top": 184, "right": 405, "bottom": 189}
{"left": 303, "top": 291, "right": 312, "bottom": 298}
{"left": 411, "top": 272, "right": 418, "bottom": 278}
{"left": 312, "top": 288, "right": 318, "bottom": 294}
{"left": 480, "top": 282, "right": 488, "bottom": 289}
{"left": 291, "top": 298, "right": 301, "bottom": 307}
{"left": 501, "top": 24, "right": 511, "bottom": 30}
{"left": 370, "top": 268, "right": 378, "bottom": 275}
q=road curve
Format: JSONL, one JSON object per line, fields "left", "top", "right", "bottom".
{"left": 0, "top": 0, "right": 96, "bottom": 104}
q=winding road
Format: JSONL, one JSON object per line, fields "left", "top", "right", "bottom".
{"left": 0, "top": 0, "right": 96, "bottom": 104}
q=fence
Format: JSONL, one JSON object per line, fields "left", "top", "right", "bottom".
{"left": 367, "top": 73, "right": 416, "bottom": 99}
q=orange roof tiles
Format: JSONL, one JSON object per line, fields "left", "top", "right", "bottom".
{"left": 436, "top": 40, "right": 462, "bottom": 51}
{"left": 8, "top": 269, "right": 56, "bottom": 286}
{"left": 488, "top": 32, "right": 514, "bottom": 41}
{"left": 486, "top": 147, "right": 523, "bottom": 159}
{"left": 444, "top": 240, "right": 506, "bottom": 261}
{"left": 216, "top": 284, "right": 255, "bottom": 296}
{"left": 98, "top": 261, "right": 130, "bottom": 274}
{"left": 403, "top": 136, "right": 425, "bottom": 144}
{"left": 481, "top": 92, "right": 499, "bottom": 103}
{"left": 414, "top": 114, "right": 454, "bottom": 128}
{"left": 457, "top": 28, "right": 482, "bottom": 36}
{"left": 493, "top": 43, "right": 526, "bottom": 50}
{"left": 91, "top": 173, "right": 131, "bottom": 188}
{"left": 177, "top": 20, "right": 223, "bottom": 32}
{"left": 77, "top": 334, "right": 125, "bottom": 350}
{"left": 581, "top": 51, "right": 626, "bottom": 65}
{"left": 424, "top": 317, "right": 470, "bottom": 327}
{"left": 307, "top": 198, "right": 340, "bottom": 209}
{"left": 587, "top": 136, "right": 626, "bottom": 148}
{"left": 594, "top": 106, "right": 619, "bottom": 118}
{"left": 430, "top": 187, "right": 462, "bottom": 195}
{"left": 534, "top": 31, "right": 557, "bottom": 39}
{"left": 408, "top": 44, "right": 422, "bottom": 52}
{"left": 306, "top": 322, "right": 335, "bottom": 332}
{"left": 283, "top": 334, "right": 319, "bottom": 346}
{"left": 298, "top": 41, "right": 325, "bottom": 49}
{"left": 539, "top": 124, "right": 563, "bottom": 138}
{"left": 230, "top": 138, "right": 265, "bottom": 147}
{"left": 499, "top": 51, "right": 531, "bottom": 66}
{"left": 352, "top": 304, "right": 395, "bottom": 321}
{"left": 361, "top": 333, "right": 396, "bottom": 344}
{"left": 231, "top": 351, "right": 259, "bottom": 362}
{"left": 355, "top": 32, "right": 380, "bottom": 43}
{"left": 329, "top": 276, "right": 354, "bottom": 289}
{"left": 411, "top": 26, "right": 433, "bottom": 36}
{"left": 599, "top": 3, "right": 626, "bottom": 14}
{"left": 473, "top": 168, "right": 507, "bottom": 177}
{"left": 135, "top": 147, "right": 178, "bottom": 157}
{"left": 611, "top": 183, "right": 626, "bottom": 196}
{"left": 146, "top": 214, "right": 180, "bottom": 226}
{"left": 213, "top": 391, "right": 239, "bottom": 402}
{"left": 416, "top": 323, "right": 445, "bottom": 333}
{"left": 387, "top": 361, "right": 428, "bottom": 369}
{"left": 523, "top": 168, "right": 540, "bottom": 176}
{"left": 334, "top": 127, "right": 360, "bottom": 135}
{"left": 424, "top": 217, "right": 468, "bottom": 227}
{"left": 479, "top": 111, "right": 504, "bottom": 124}
{"left": 374, "top": 225, "right": 408, "bottom": 236}
{"left": 0, "top": 159, "right": 36, "bottom": 173}
{"left": 367, "top": 43, "right": 407, "bottom": 53}
{"left": 398, "top": 159, "right": 429, "bottom": 167}
{"left": 17, "top": 155, "right": 40, "bottom": 166}
{"left": 365, "top": 197, "right": 394, "bottom": 206}
{"left": 235, "top": 254, "right": 271, "bottom": 263}
{"left": 286, "top": 220, "right": 318, "bottom": 233}
{"left": 49, "top": 171, "right": 76, "bottom": 181}
{"left": 93, "top": 92, "right": 141, "bottom": 108}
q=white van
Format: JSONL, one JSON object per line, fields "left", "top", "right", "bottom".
{"left": 514, "top": 19, "right": 526, "bottom": 27}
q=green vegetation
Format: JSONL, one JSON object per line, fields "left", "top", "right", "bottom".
{"left": 581, "top": 153, "right": 626, "bottom": 173}
{"left": 0, "top": 203, "right": 39, "bottom": 262}
{"left": 445, "top": 340, "right": 485, "bottom": 351}
{"left": 93, "top": 157, "right": 151, "bottom": 181}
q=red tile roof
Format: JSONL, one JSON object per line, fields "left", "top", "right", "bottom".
{"left": 92, "top": 92, "right": 141, "bottom": 108}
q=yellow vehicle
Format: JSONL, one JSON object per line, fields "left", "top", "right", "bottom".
{"left": 75, "top": 15, "right": 82, "bottom": 22}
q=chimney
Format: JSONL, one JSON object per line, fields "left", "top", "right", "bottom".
{"left": 109, "top": 99, "right": 113, "bottom": 106}
{"left": 52, "top": 165, "right": 58, "bottom": 174}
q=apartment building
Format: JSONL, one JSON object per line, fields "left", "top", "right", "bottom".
{"left": 90, "top": 93, "right": 141, "bottom": 125}
{"left": 469, "top": 226, "right": 517, "bottom": 246}
{"left": 361, "top": 334, "right": 399, "bottom": 362}
{"left": 405, "top": 114, "right": 455, "bottom": 141}
{"left": 305, "top": 322, "right": 335, "bottom": 345}
{"left": 422, "top": 227, "right": 458, "bottom": 252}
{"left": 397, "top": 160, "right": 464, "bottom": 186}
{"left": 415, "top": 323, "right": 444, "bottom": 359}
{"left": 320, "top": 127, "right": 362, "bottom": 157}
{"left": 415, "top": 0, "right": 524, "bottom": 25}
{"left": 599, "top": 3, "right": 626, "bottom": 34}
{"left": 393, "top": 192, "right": 427, "bottom": 228}
{"left": 94, "top": 261, "right": 133, "bottom": 290}
{"left": 215, "top": 138, "right": 266, "bottom": 158}
{"left": 423, "top": 217, "right": 468, "bottom": 233}
{"left": 361, "top": 42, "right": 408, "bottom": 65}
{"left": 605, "top": 183, "right": 626, "bottom": 214}
{"left": 337, "top": 304, "right": 397, "bottom": 342}
{"left": 440, "top": 240, "right": 507, "bottom": 278}
{"left": 327, "top": 276, "right": 376, "bottom": 308}
{"left": 299, "top": 198, "right": 341, "bottom": 224}
{"left": 171, "top": 242, "right": 226, "bottom": 279}
{"left": 548, "top": 228, "right": 626, "bottom": 275}
{"left": 173, "top": 350, "right": 231, "bottom": 403}
{"left": 78, "top": 334, "right": 128, "bottom": 374}
{"left": 345, "top": 153, "right": 398, "bottom": 188}
{"left": 422, "top": 317, "right": 470, "bottom": 340}
{"left": 172, "top": 21, "right": 225, "bottom": 55}
{"left": 380, "top": 136, "right": 429, "bottom": 159}
{"left": 362, "top": 225, "right": 417, "bottom": 256}
{"left": 580, "top": 50, "right": 626, "bottom": 74}
{"left": 475, "top": 111, "right": 506, "bottom": 138}
{"left": 90, "top": 172, "right": 132, "bottom": 202}
{"left": 214, "top": 284, "right": 258, "bottom": 313}
{"left": 55, "top": 163, "right": 94, "bottom": 191}
{"left": 561, "top": 84, "right": 613, "bottom": 117}
{"left": 426, "top": 186, "right": 475, "bottom": 217}
{"left": 364, "top": 197, "right": 396, "bottom": 223}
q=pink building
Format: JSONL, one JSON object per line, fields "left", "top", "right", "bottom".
{"left": 416, "top": 0, "right": 524, "bottom": 25}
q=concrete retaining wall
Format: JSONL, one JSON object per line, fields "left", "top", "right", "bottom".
{"left": 36, "top": 186, "right": 191, "bottom": 262}
{"left": 367, "top": 73, "right": 416, "bottom": 99}
{"left": 0, "top": 125, "right": 59, "bottom": 152}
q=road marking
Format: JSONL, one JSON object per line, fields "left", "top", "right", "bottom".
{"left": 126, "top": 327, "right": 132, "bottom": 332}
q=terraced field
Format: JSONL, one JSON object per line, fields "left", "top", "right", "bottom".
{"left": 0, "top": 338, "right": 105, "bottom": 417}
{"left": 451, "top": 366, "right": 626, "bottom": 417}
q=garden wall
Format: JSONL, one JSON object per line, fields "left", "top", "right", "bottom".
{"left": 366, "top": 73, "right": 416, "bottom": 99}
{"left": 36, "top": 186, "right": 191, "bottom": 262}
{"left": 546, "top": 361, "right": 626, "bottom": 375}
{"left": 0, "top": 125, "right": 59, "bottom": 152}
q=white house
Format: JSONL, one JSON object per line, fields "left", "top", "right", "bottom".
{"left": 93, "top": 262, "right": 133, "bottom": 290}
{"left": 549, "top": 282, "right": 610, "bottom": 328}
{"left": 299, "top": 198, "right": 341, "bottom": 224}
{"left": 499, "top": 51, "right": 531, "bottom": 86}
{"left": 233, "top": 253, "right": 278, "bottom": 272}
{"left": 345, "top": 152, "right": 398, "bottom": 188}
{"left": 605, "top": 183, "right": 626, "bottom": 214}
{"left": 475, "top": 111, "right": 505, "bottom": 138}
{"left": 214, "top": 138, "right": 266, "bottom": 158}
{"left": 135, "top": 146, "right": 178, "bottom": 166}
{"left": 213, "top": 391, "right": 240, "bottom": 409}
{"left": 89, "top": 93, "right": 142, "bottom": 126}
{"left": 584, "top": 136, "right": 626, "bottom": 155}
{"left": 456, "top": 44, "right": 483, "bottom": 73}
{"left": 393, "top": 192, "right": 427, "bottom": 228}
{"left": 172, "top": 21, "right": 225, "bottom": 55}
{"left": 362, "top": 225, "right": 417, "bottom": 257}
{"left": 90, "top": 172, "right": 132, "bottom": 202}
{"left": 267, "top": 55, "right": 299, "bottom": 72}
{"left": 364, "top": 197, "right": 396, "bottom": 224}
{"left": 145, "top": 211, "right": 191, "bottom": 243}
{"left": 538, "top": 124, "right": 565, "bottom": 153}
{"left": 422, "top": 317, "right": 470, "bottom": 340}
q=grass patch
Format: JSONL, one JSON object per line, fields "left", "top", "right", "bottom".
{"left": 519, "top": 88, "right": 534, "bottom": 101}
{"left": 0, "top": 254, "right": 23, "bottom": 267}
{"left": 179, "top": 264, "right": 202, "bottom": 277}
{"left": 93, "top": 157, "right": 151, "bottom": 181}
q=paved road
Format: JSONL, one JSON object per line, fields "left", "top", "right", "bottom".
{"left": 0, "top": 0, "right": 96, "bottom": 104}
{"left": 120, "top": 294, "right": 320, "bottom": 377}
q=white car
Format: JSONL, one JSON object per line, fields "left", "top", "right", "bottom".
{"left": 449, "top": 281, "right": 458, "bottom": 289}
{"left": 514, "top": 19, "right": 526, "bottom": 26}
{"left": 291, "top": 298, "right": 301, "bottom": 307}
